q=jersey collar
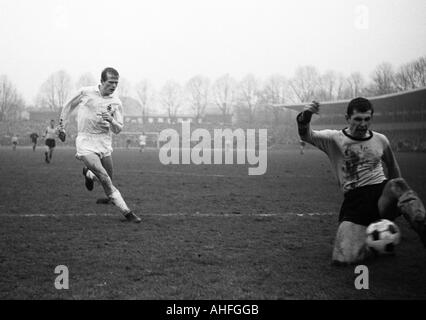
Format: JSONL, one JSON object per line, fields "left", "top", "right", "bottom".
{"left": 342, "top": 128, "right": 373, "bottom": 141}
{"left": 97, "top": 84, "right": 114, "bottom": 98}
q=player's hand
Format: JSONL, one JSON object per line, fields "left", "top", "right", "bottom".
{"left": 303, "top": 101, "right": 320, "bottom": 114}
{"left": 58, "top": 128, "right": 66, "bottom": 142}
{"left": 101, "top": 112, "right": 113, "bottom": 123}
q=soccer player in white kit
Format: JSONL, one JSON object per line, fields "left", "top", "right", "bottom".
{"left": 58, "top": 67, "right": 141, "bottom": 223}
{"left": 139, "top": 132, "right": 146, "bottom": 152}
{"left": 11, "top": 134, "right": 18, "bottom": 151}
{"left": 297, "top": 98, "right": 426, "bottom": 265}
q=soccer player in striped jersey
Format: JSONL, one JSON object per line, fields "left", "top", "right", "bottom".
{"left": 58, "top": 67, "right": 141, "bottom": 223}
{"left": 43, "top": 120, "right": 58, "bottom": 163}
{"left": 297, "top": 98, "right": 426, "bottom": 265}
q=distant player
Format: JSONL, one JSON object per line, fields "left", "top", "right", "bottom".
{"left": 30, "top": 132, "right": 39, "bottom": 151}
{"left": 59, "top": 67, "right": 141, "bottom": 223}
{"left": 126, "top": 137, "right": 132, "bottom": 149}
{"left": 139, "top": 132, "right": 146, "bottom": 152}
{"left": 11, "top": 134, "right": 18, "bottom": 151}
{"left": 297, "top": 98, "right": 426, "bottom": 265}
{"left": 43, "top": 120, "right": 58, "bottom": 163}
{"left": 299, "top": 140, "right": 306, "bottom": 155}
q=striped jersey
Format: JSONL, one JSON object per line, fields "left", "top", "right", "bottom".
{"left": 302, "top": 128, "right": 389, "bottom": 193}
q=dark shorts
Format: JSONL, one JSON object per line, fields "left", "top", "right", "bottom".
{"left": 45, "top": 139, "right": 56, "bottom": 148}
{"left": 339, "top": 181, "right": 388, "bottom": 226}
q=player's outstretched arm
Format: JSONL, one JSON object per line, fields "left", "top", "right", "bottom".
{"left": 59, "top": 92, "right": 83, "bottom": 130}
{"left": 57, "top": 92, "right": 82, "bottom": 142}
{"left": 296, "top": 101, "right": 320, "bottom": 139}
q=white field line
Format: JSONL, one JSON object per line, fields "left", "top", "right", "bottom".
{"left": 145, "top": 170, "right": 317, "bottom": 178}
{"left": 0, "top": 212, "right": 335, "bottom": 218}
{"left": 29, "top": 168, "right": 318, "bottom": 178}
{"left": 148, "top": 170, "right": 228, "bottom": 178}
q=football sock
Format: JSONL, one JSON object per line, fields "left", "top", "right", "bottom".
{"left": 109, "top": 189, "right": 131, "bottom": 214}
{"left": 398, "top": 190, "right": 426, "bottom": 246}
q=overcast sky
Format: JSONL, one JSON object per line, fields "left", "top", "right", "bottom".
{"left": 1, "top": 0, "right": 425, "bottom": 103}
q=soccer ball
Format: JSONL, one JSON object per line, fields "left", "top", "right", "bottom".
{"left": 366, "top": 219, "right": 401, "bottom": 254}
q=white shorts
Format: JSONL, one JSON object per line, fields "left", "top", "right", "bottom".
{"left": 76, "top": 134, "right": 113, "bottom": 159}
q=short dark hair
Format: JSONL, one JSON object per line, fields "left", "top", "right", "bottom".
{"left": 347, "top": 97, "right": 374, "bottom": 116}
{"left": 101, "top": 67, "right": 119, "bottom": 82}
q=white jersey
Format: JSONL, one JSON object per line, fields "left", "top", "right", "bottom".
{"left": 303, "top": 128, "right": 389, "bottom": 193}
{"left": 139, "top": 135, "right": 146, "bottom": 145}
{"left": 67, "top": 86, "right": 123, "bottom": 137}
{"left": 45, "top": 126, "right": 57, "bottom": 140}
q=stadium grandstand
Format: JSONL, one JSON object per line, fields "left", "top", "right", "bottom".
{"left": 2, "top": 88, "right": 425, "bottom": 152}
{"left": 118, "top": 111, "right": 234, "bottom": 149}
{"left": 0, "top": 105, "right": 234, "bottom": 149}
{"left": 273, "top": 87, "right": 426, "bottom": 152}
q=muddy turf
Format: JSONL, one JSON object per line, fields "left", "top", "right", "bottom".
{"left": 0, "top": 146, "right": 425, "bottom": 299}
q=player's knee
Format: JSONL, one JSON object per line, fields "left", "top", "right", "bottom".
{"left": 332, "top": 222, "right": 369, "bottom": 264}
{"left": 386, "top": 178, "right": 411, "bottom": 198}
{"left": 380, "top": 178, "right": 425, "bottom": 220}
{"left": 397, "top": 190, "right": 426, "bottom": 220}
{"left": 332, "top": 242, "right": 367, "bottom": 265}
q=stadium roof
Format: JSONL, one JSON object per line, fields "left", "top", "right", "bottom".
{"left": 272, "top": 87, "right": 426, "bottom": 108}
{"left": 272, "top": 87, "right": 426, "bottom": 115}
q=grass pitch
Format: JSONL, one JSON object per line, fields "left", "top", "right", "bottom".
{"left": 0, "top": 146, "right": 425, "bottom": 299}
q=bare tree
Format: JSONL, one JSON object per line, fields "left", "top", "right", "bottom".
{"left": 76, "top": 72, "right": 97, "bottom": 89}
{"left": 412, "top": 56, "right": 426, "bottom": 87}
{"left": 370, "top": 62, "right": 396, "bottom": 95}
{"left": 185, "top": 75, "right": 210, "bottom": 123}
{"left": 237, "top": 74, "right": 261, "bottom": 125}
{"left": 395, "top": 56, "right": 426, "bottom": 91}
{"left": 160, "top": 80, "right": 182, "bottom": 123}
{"left": 290, "top": 65, "right": 320, "bottom": 102}
{"left": 38, "top": 70, "right": 72, "bottom": 110}
{"left": 135, "top": 80, "right": 154, "bottom": 123}
{"left": 345, "top": 72, "right": 366, "bottom": 98}
{"left": 212, "top": 74, "right": 237, "bottom": 124}
{"left": 262, "top": 74, "right": 289, "bottom": 104}
{"left": 316, "top": 70, "right": 348, "bottom": 101}
{"left": 0, "top": 75, "right": 25, "bottom": 121}
{"left": 260, "top": 74, "right": 291, "bottom": 125}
